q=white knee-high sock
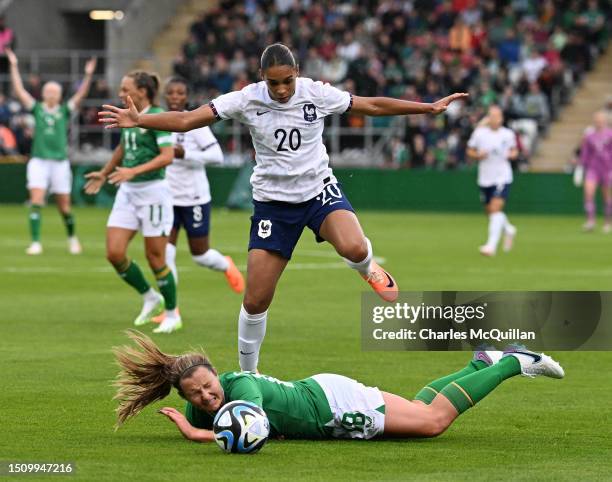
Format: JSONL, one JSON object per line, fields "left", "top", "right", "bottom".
{"left": 343, "top": 237, "right": 373, "bottom": 275}
{"left": 486, "top": 212, "right": 506, "bottom": 249}
{"left": 165, "top": 243, "right": 178, "bottom": 284}
{"left": 502, "top": 212, "right": 515, "bottom": 234}
{"left": 192, "top": 249, "right": 229, "bottom": 272}
{"left": 238, "top": 305, "right": 267, "bottom": 372}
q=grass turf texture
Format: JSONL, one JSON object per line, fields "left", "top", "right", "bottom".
{"left": 1, "top": 205, "right": 611, "bottom": 481}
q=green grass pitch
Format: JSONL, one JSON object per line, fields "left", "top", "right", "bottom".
{"left": 1, "top": 204, "right": 611, "bottom": 481}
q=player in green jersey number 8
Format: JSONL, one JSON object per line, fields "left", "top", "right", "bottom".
{"left": 6, "top": 48, "right": 96, "bottom": 256}
{"left": 85, "top": 72, "right": 180, "bottom": 333}
{"left": 114, "top": 331, "right": 564, "bottom": 443}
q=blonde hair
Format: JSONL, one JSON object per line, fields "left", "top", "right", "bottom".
{"left": 113, "top": 330, "right": 215, "bottom": 427}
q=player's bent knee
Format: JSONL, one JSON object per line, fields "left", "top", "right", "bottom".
{"left": 337, "top": 239, "right": 367, "bottom": 262}
{"left": 106, "top": 250, "right": 125, "bottom": 267}
{"left": 414, "top": 407, "right": 452, "bottom": 438}
{"left": 242, "top": 297, "right": 270, "bottom": 315}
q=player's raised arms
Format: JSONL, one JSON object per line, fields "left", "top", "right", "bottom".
{"left": 99, "top": 91, "right": 468, "bottom": 131}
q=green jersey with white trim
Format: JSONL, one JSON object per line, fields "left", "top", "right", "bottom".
{"left": 121, "top": 106, "right": 173, "bottom": 183}
{"left": 31, "top": 102, "right": 71, "bottom": 160}
{"left": 186, "top": 372, "right": 334, "bottom": 439}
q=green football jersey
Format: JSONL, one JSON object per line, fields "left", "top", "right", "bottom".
{"left": 31, "top": 102, "right": 71, "bottom": 160}
{"left": 186, "top": 372, "right": 334, "bottom": 439}
{"left": 121, "top": 105, "right": 173, "bottom": 183}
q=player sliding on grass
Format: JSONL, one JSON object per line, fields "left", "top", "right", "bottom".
{"left": 85, "top": 71, "right": 180, "bottom": 334}
{"left": 114, "top": 331, "right": 564, "bottom": 442}
{"left": 467, "top": 105, "right": 519, "bottom": 257}
{"left": 100, "top": 43, "right": 468, "bottom": 369}
{"left": 6, "top": 48, "right": 96, "bottom": 256}
{"left": 161, "top": 77, "right": 244, "bottom": 311}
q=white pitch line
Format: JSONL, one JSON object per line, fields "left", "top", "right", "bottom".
{"left": 0, "top": 239, "right": 386, "bottom": 264}
{"left": 1, "top": 255, "right": 389, "bottom": 275}
{"left": 1, "top": 262, "right": 347, "bottom": 275}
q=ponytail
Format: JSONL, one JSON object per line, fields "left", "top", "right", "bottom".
{"left": 113, "top": 330, "right": 215, "bottom": 427}
{"left": 126, "top": 70, "right": 160, "bottom": 104}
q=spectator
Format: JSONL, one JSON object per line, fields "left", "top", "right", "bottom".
{"left": 522, "top": 49, "right": 548, "bottom": 84}
{"left": 449, "top": 17, "right": 472, "bottom": 52}
{"left": 523, "top": 82, "right": 550, "bottom": 129}
{"left": 0, "top": 120, "right": 17, "bottom": 154}
{"left": 497, "top": 29, "right": 521, "bottom": 65}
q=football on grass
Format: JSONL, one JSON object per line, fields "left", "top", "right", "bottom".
{"left": 213, "top": 400, "right": 270, "bottom": 454}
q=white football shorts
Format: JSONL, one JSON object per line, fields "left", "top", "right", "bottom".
{"left": 312, "top": 373, "right": 385, "bottom": 440}
{"left": 27, "top": 158, "right": 72, "bottom": 194}
{"left": 107, "top": 180, "right": 173, "bottom": 237}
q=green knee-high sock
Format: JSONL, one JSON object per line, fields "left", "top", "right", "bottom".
{"left": 29, "top": 204, "right": 42, "bottom": 242}
{"left": 154, "top": 265, "right": 177, "bottom": 310}
{"left": 62, "top": 212, "right": 75, "bottom": 237}
{"left": 439, "top": 356, "right": 521, "bottom": 414}
{"left": 414, "top": 359, "right": 489, "bottom": 404}
{"left": 114, "top": 258, "right": 150, "bottom": 294}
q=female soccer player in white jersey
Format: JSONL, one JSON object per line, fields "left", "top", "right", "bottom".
{"left": 162, "top": 77, "right": 244, "bottom": 309}
{"left": 100, "top": 43, "right": 468, "bottom": 369}
{"left": 85, "top": 71, "right": 180, "bottom": 334}
{"left": 114, "top": 331, "right": 564, "bottom": 442}
{"left": 6, "top": 48, "right": 96, "bottom": 256}
{"left": 467, "top": 105, "right": 519, "bottom": 257}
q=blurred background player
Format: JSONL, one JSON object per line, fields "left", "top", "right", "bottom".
{"left": 161, "top": 77, "right": 244, "bottom": 312}
{"left": 577, "top": 110, "right": 612, "bottom": 232}
{"left": 84, "top": 71, "right": 180, "bottom": 334}
{"left": 99, "top": 43, "right": 468, "bottom": 372}
{"left": 6, "top": 48, "right": 96, "bottom": 255}
{"left": 467, "top": 106, "right": 519, "bottom": 257}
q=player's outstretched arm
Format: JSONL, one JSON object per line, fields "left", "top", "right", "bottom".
{"left": 158, "top": 407, "right": 215, "bottom": 443}
{"left": 99, "top": 96, "right": 217, "bottom": 132}
{"left": 5, "top": 48, "right": 35, "bottom": 110}
{"left": 350, "top": 92, "right": 468, "bottom": 117}
{"left": 68, "top": 57, "right": 97, "bottom": 110}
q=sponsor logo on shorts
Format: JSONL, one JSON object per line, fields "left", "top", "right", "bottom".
{"left": 258, "top": 219, "right": 272, "bottom": 239}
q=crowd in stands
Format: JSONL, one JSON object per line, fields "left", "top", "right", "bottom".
{"left": 173, "top": 0, "right": 610, "bottom": 169}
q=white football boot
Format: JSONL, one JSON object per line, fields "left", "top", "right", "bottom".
{"left": 26, "top": 242, "right": 43, "bottom": 255}
{"left": 68, "top": 236, "right": 82, "bottom": 255}
{"left": 502, "top": 346, "right": 565, "bottom": 379}
{"left": 153, "top": 309, "right": 182, "bottom": 334}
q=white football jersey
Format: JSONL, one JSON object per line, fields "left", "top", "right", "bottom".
{"left": 210, "top": 77, "right": 352, "bottom": 203}
{"left": 468, "top": 126, "right": 517, "bottom": 187}
{"left": 165, "top": 122, "right": 223, "bottom": 206}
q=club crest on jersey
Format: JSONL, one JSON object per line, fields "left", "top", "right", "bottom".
{"left": 258, "top": 219, "right": 272, "bottom": 239}
{"left": 303, "top": 103, "right": 317, "bottom": 122}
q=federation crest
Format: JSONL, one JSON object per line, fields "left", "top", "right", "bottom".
{"left": 303, "top": 103, "right": 317, "bottom": 122}
{"left": 258, "top": 219, "right": 272, "bottom": 238}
